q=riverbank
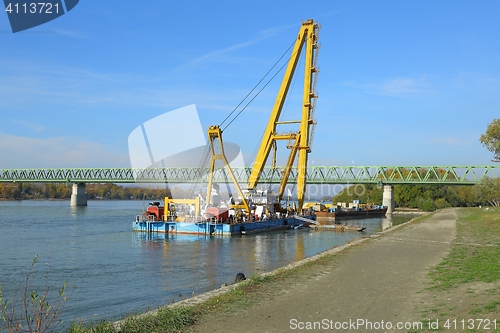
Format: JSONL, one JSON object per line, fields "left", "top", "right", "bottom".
{"left": 187, "top": 210, "right": 455, "bottom": 332}
{"left": 64, "top": 207, "right": 500, "bottom": 332}
{"left": 185, "top": 207, "right": 500, "bottom": 333}
{"left": 107, "top": 212, "right": 435, "bottom": 332}
{"left": 3, "top": 201, "right": 406, "bottom": 333}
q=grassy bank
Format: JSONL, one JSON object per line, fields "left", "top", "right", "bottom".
{"left": 430, "top": 207, "right": 500, "bottom": 289}
{"left": 419, "top": 207, "right": 500, "bottom": 332}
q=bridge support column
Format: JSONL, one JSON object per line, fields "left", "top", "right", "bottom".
{"left": 382, "top": 185, "right": 394, "bottom": 215}
{"left": 70, "top": 183, "right": 87, "bottom": 206}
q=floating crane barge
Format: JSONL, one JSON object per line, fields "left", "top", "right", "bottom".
{"left": 133, "top": 20, "right": 320, "bottom": 235}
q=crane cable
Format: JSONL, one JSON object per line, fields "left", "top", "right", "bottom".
{"left": 220, "top": 38, "right": 298, "bottom": 132}
{"left": 244, "top": 39, "right": 303, "bottom": 167}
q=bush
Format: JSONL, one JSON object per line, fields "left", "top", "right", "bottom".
{"left": 435, "top": 198, "right": 451, "bottom": 209}
{"left": 422, "top": 199, "right": 437, "bottom": 212}
{"left": 67, "top": 320, "right": 116, "bottom": 333}
{"left": 0, "top": 255, "right": 68, "bottom": 333}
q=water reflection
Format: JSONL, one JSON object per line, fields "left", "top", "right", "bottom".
{"left": 295, "top": 235, "right": 305, "bottom": 261}
{"left": 382, "top": 215, "right": 393, "bottom": 230}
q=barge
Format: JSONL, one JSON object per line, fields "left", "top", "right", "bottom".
{"left": 133, "top": 21, "right": 322, "bottom": 236}
{"left": 315, "top": 207, "right": 388, "bottom": 221}
{"left": 134, "top": 194, "right": 317, "bottom": 236}
{"left": 133, "top": 216, "right": 309, "bottom": 236}
{"left": 308, "top": 201, "right": 388, "bottom": 223}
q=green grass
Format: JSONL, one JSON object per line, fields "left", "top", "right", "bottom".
{"left": 485, "top": 300, "right": 500, "bottom": 311}
{"left": 419, "top": 207, "right": 500, "bottom": 333}
{"left": 429, "top": 207, "right": 500, "bottom": 290}
{"left": 66, "top": 307, "right": 197, "bottom": 333}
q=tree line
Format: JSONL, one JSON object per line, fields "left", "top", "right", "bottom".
{"left": 331, "top": 177, "right": 500, "bottom": 211}
{"left": 1, "top": 179, "right": 499, "bottom": 211}
{"left": 0, "top": 183, "right": 200, "bottom": 201}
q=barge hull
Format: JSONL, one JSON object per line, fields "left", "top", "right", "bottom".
{"left": 315, "top": 208, "right": 388, "bottom": 222}
{"left": 133, "top": 218, "right": 306, "bottom": 236}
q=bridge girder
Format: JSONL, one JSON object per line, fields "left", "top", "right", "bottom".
{"left": 0, "top": 166, "right": 499, "bottom": 185}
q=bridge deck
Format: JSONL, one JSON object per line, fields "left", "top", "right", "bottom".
{"left": 1, "top": 166, "right": 498, "bottom": 184}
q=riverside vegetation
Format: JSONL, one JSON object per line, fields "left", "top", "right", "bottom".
{"left": 1, "top": 207, "right": 499, "bottom": 332}
{"left": 2, "top": 176, "right": 500, "bottom": 211}
{"left": 414, "top": 207, "right": 500, "bottom": 333}
{"left": 332, "top": 177, "right": 500, "bottom": 211}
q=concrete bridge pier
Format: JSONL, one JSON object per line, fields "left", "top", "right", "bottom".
{"left": 70, "top": 183, "right": 87, "bottom": 206}
{"left": 382, "top": 185, "right": 394, "bottom": 215}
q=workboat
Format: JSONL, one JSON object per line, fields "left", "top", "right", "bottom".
{"left": 315, "top": 207, "right": 388, "bottom": 221}
{"left": 310, "top": 201, "right": 388, "bottom": 223}
{"left": 133, "top": 191, "right": 317, "bottom": 236}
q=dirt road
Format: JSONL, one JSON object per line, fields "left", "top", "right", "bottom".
{"left": 190, "top": 209, "right": 457, "bottom": 332}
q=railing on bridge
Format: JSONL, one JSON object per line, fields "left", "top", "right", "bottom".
{"left": 0, "top": 166, "right": 499, "bottom": 185}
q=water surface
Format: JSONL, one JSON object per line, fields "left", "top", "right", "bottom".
{"left": 0, "top": 200, "right": 412, "bottom": 325}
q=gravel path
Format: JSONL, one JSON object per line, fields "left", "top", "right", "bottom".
{"left": 191, "top": 209, "right": 457, "bottom": 332}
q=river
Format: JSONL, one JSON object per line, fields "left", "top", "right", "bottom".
{"left": 0, "top": 200, "right": 413, "bottom": 327}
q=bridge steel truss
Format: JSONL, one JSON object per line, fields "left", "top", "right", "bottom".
{"left": 0, "top": 166, "right": 499, "bottom": 185}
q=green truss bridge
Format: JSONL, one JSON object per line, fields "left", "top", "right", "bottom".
{"left": 2, "top": 165, "right": 498, "bottom": 208}
{"left": 1, "top": 165, "right": 498, "bottom": 185}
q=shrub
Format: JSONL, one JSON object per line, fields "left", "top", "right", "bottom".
{"left": 0, "top": 255, "right": 68, "bottom": 333}
{"left": 434, "top": 198, "right": 450, "bottom": 209}
{"left": 422, "top": 199, "right": 436, "bottom": 212}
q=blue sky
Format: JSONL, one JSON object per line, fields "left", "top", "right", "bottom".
{"left": 1, "top": 1, "right": 499, "bottom": 169}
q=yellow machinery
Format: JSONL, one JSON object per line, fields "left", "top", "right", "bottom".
{"left": 163, "top": 196, "right": 201, "bottom": 221}
{"left": 248, "top": 19, "right": 319, "bottom": 210}
{"left": 205, "top": 125, "right": 251, "bottom": 214}
{"left": 206, "top": 19, "right": 320, "bottom": 213}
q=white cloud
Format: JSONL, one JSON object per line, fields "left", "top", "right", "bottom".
{"left": 0, "top": 133, "right": 129, "bottom": 168}
{"left": 10, "top": 120, "right": 45, "bottom": 133}
{"left": 52, "top": 29, "right": 89, "bottom": 38}
{"left": 429, "top": 137, "right": 468, "bottom": 146}
{"left": 453, "top": 72, "right": 500, "bottom": 96}
{"left": 343, "top": 76, "right": 431, "bottom": 97}
{"left": 168, "top": 24, "right": 293, "bottom": 75}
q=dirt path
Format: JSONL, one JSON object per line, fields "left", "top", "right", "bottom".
{"left": 190, "top": 209, "right": 457, "bottom": 332}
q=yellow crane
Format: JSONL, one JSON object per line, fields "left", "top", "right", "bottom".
{"left": 206, "top": 19, "right": 320, "bottom": 215}
{"left": 205, "top": 125, "right": 251, "bottom": 214}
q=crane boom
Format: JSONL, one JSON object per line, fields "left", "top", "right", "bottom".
{"left": 205, "top": 125, "right": 251, "bottom": 214}
{"left": 247, "top": 19, "right": 320, "bottom": 210}
{"left": 205, "top": 19, "right": 319, "bottom": 217}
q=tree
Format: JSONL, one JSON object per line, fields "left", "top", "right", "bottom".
{"left": 475, "top": 177, "right": 500, "bottom": 206}
{"left": 320, "top": 196, "right": 332, "bottom": 202}
{"left": 480, "top": 118, "right": 500, "bottom": 162}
